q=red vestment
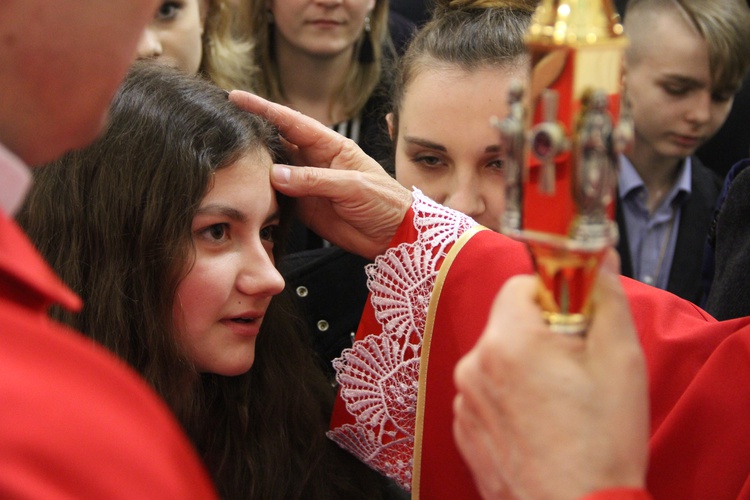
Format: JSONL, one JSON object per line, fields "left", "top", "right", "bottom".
{"left": 330, "top": 191, "right": 750, "bottom": 499}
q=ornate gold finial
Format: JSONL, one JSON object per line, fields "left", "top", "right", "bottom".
{"left": 526, "top": 0, "right": 625, "bottom": 46}
{"left": 496, "top": 0, "right": 631, "bottom": 333}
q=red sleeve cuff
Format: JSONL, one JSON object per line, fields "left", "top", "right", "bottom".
{"left": 579, "top": 488, "right": 652, "bottom": 500}
{"left": 389, "top": 206, "right": 417, "bottom": 246}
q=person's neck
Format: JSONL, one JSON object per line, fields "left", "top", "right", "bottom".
{"left": 626, "top": 143, "right": 685, "bottom": 214}
{"left": 275, "top": 42, "right": 353, "bottom": 126}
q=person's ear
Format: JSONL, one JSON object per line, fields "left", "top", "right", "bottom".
{"left": 386, "top": 113, "right": 395, "bottom": 140}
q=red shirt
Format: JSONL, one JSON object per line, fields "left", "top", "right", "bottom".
{"left": 0, "top": 208, "right": 217, "bottom": 498}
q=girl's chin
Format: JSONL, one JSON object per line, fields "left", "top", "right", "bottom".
{"left": 199, "top": 360, "right": 255, "bottom": 377}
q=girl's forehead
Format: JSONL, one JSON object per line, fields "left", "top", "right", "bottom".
{"left": 196, "top": 155, "right": 278, "bottom": 225}
{"left": 202, "top": 148, "right": 272, "bottom": 189}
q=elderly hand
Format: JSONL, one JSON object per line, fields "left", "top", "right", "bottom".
{"left": 229, "top": 90, "right": 412, "bottom": 260}
{"left": 453, "top": 251, "right": 649, "bottom": 500}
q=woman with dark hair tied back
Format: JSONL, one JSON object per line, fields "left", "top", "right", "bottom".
{"left": 386, "top": 0, "right": 536, "bottom": 232}
{"left": 17, "top": 62, "right": 394, "bottom": 499}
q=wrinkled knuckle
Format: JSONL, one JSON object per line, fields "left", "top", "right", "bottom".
{"left": 349, "top": 169, "right": 368, "bottom": 185}
{"left": 476, "top": 338, "right": 510, "bottom": 375}
{"left": 340, "top": 136, "right": 358, "bottom": 150}
{"left": 297, "top": 166, "right": 321, "bottom": 186}
{"left": 454, "top": 356, "right": 473, "bottom": 390}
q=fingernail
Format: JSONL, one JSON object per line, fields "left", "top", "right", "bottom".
{"left": 271, "top": 164, "right": 291, "bottom": 184}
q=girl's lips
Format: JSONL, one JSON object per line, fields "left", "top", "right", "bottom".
{"left": 221, "top": 315, "right": 263, "bottom": 337}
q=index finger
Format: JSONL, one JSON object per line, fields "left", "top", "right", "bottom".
{"left": 228, "top": 90, "right": 342, "bottom": 152}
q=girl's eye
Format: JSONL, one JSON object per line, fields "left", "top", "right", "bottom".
{"left": 201, "top": 223, "right": 228, "bottom": 242}
{"left": 156, "top": 1, "right": 182, "bottom": 21}
{"left": 412, "top": 155, "right": 444, "bottom": 169}
{"left": 260, "top": 224, "right": 279, "bottom": 243}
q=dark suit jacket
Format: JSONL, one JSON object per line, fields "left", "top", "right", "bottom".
{"left": 616, "top": 156, "right": 722, "bottom": 304}
{"left": 705, "top": 160, "right": 750, "bottom": 320}
{"left": 280, "top": 247, "right": 371, "bottom": 383}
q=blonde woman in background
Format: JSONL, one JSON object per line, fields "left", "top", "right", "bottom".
{"left": 235, "top": 0, "right": 394, "bottom": 161}
{"left": 138, "top": 0, "right": 257, "bottom": 91}
{"left": 386, "top": 0, "right": 536, "bottom": 232}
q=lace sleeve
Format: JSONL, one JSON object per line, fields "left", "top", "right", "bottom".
{"left": 327, "top": 189, "right": 478, "bottom": 490}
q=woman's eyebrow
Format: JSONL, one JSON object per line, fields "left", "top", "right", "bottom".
{"left": 403, "top": 136, "right": 446, "bottom": 152}
{"left": 196, "top": 205, "right": 280, "bottom": 225}
{"left": 195, "top": 204, "right": 247, "bottom": 223}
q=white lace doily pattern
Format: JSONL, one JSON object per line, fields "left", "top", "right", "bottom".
{"left": 328, "top": 190, "right": 477, "bottom": 490}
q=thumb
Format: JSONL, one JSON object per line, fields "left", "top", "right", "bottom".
{"left": 270, "top": 163, "right": 347, "bottom": 199}
{"left": 270, "top": 164, "right": 294, "bottom": 192}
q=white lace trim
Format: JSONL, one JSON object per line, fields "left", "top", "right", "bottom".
{"left": 328, "top": 189, "right": 478, "bottom": 490}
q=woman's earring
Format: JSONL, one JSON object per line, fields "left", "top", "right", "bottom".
{"left": 358, "top": 15, "right": 374, "bottom": 64}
